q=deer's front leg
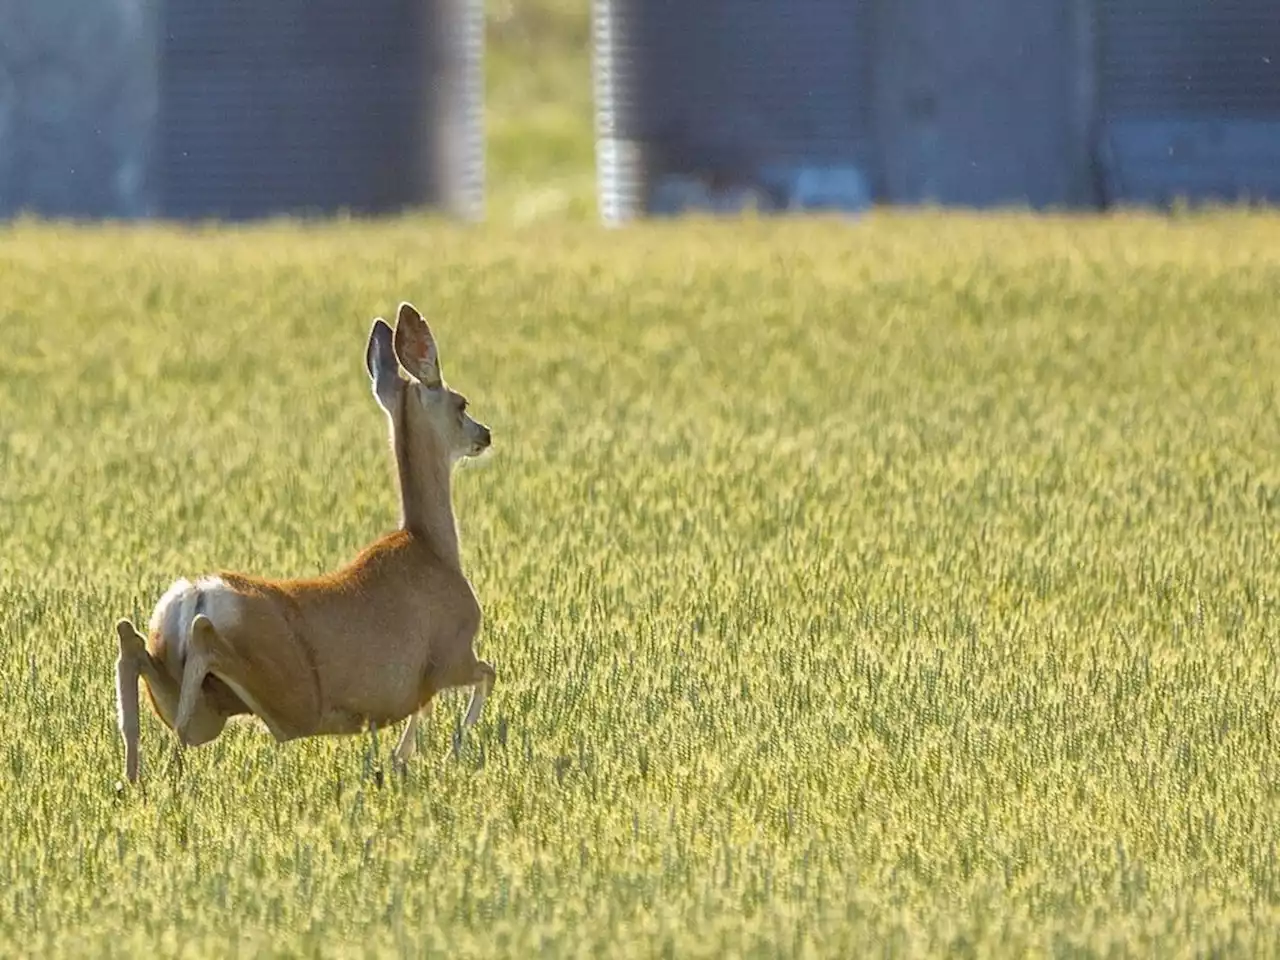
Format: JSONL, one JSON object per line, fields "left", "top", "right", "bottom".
{"left": 394, "top": 700, "right": 433, "bottom": 769}
{"left": 463, "top": 660, "right": 496, "bottom": 728}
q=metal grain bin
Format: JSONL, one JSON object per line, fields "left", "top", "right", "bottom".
{"left": 157, "top": 0, "right": 482, "bottom": 221}
{"left": 1097, "top": 0, "right": 1280, "bottom": 206}
{"left": 869, "top": 0, "right": 1095, "bottom": 209}
{"left": 594, "top": 0, "right": 874, "bottom": 222}
{"left": 0, "top": 0, "right": 157, "bottom": 219}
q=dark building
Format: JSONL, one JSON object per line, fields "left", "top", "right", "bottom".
{"left": 594, "top": 0, "right": 1280, "bottom": 220}
{"left": 0, "top": 0, "right": 157, "bottom": 219}
{"left": 157, "top": 0, "right": 483, "bottom": 221}
{"left": 0, "top": 0, "right": 483, "bottom": 222}
{"left": 1096, "top": 0, "right": 1280, "bottom": 207}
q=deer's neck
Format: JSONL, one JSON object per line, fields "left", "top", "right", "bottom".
{"left": 394, "top": 393, "right": 461, "bottom": 571}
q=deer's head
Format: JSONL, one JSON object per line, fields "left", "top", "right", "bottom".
{"left": 365, "top": 302, "right": 491, "bottom": 465}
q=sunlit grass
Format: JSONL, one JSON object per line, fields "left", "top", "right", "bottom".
{"left": 2, "top": 210, "right": 1280, "bottom": 956}
{"left": 484, "top": 0, "right": 596, "bottom": 222}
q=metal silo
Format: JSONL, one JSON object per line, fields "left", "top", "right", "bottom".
{"left": 867, "top": 0, "right": 1095, "bottom": 209}
{"left": 157, "top": 0, "right": 483, "bottom": 221}
{"left": 1096, "top": 0, "right": 1280, "bottom": 206}
{"left": 594, "top": 0, "right": 874, "bottom": 222}
{"left": 0, "top": 0, "right": 157, "bottom": 219}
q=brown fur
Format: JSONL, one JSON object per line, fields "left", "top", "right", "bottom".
{"left": 113, "top": 301, "right": 494, "bottom": 783}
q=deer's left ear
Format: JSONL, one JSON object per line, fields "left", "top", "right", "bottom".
{"left": 366, "top": 317, "right": 401, "bottom": 412}
{"left": 393, "top": 301, "right": 442, "bottom": 389}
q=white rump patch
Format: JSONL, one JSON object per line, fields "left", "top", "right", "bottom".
{"left": 193, "top": 576, "right": 243, "bottom": 636}
{"left": 148, "top": 577, "right": 193, "bottom": 637}
{"left": 147, "top": 575, "right": 242, "bottom": 662}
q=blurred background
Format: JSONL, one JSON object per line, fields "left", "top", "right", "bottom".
{"left": 0, "top": 0, "right": 1277, "bottom": 226}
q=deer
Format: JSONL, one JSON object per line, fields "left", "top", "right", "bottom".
{"left": 112, "top": 301, "right": 495, "bottom": 784}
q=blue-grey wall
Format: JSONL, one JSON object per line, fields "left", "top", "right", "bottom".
{"left": 0, "top": 0, "right": 158, "bottom": 218}
{"left": 595, "top": 0, "right": 1097, "bottom": 216}
{"left": 0, "top": 0, "right": 483, "bottom": 222}
{"left": 870, "top": 0, "right": 1095, "bottom": 208}
{"left": 595, "top": 0, "right": 1280, "bottom": 217}
{"left": 596, "top": 0, "right": 873, "bottom": 219}
{"left": 162, "top": 0, "right": 419, "bottom": 219}
{"left": 5, "top": 0, "right": 1279, "bottom": 220}
{"left": 1097, "top": 0, "right": 1280, "bottom": 206}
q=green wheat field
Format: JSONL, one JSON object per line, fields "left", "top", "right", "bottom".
{"left": 3, "top": 210, "right": 1280, "bottom": 957}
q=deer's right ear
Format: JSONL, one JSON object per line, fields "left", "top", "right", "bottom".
{"left": 365, "top": 318, "right": 400, "bottom": 412}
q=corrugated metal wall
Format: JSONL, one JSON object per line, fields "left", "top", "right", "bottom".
{"left": 870, "top": 0, "right": 1094, "bottom": 208}
{"left": 1096, "top": 0, "right": 1280, "bottom": 205}
{"left": 158, "top": 0, "right": 483, "bottom": 221}
{"left": 7, "top": 0, "right": 1280, "bottom": 221}
{"left": 595, "top": 0, "right": 1096, "bottom": 218}
{"left": 595, "top": 0, "right": 873, "bottom": 221}
{"left": 0, "top": 0, "right": 157, "bottom": 219}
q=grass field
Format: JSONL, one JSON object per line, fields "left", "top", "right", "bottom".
{"left": 3, "top": 210, "right": 1280, "bottom": 956}
{"left": 485, "top": 0, "right": 595, "bottom": 222}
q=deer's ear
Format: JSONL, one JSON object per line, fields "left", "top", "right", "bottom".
{"left": 366, "top": 317, "right": 400, "bottom": 412}
{"left": 393, "top": 301, "right": 442, "bottom": 389}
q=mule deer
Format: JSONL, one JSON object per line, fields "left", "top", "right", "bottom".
{"left": 113, "top": 301, "right": 495, "bottom": 783}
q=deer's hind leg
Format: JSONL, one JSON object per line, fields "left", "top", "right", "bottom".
{"left": 175, "top": 614, "right": 318, "bottom": 747}
{"left": 115, "top": 620, "right": 146, "bottom": 783}
{"left": 119, "top": 619, "right": 226, "bottom": 741}
{"left": 115, "top": 618, "right": 227, "bottom": 783}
